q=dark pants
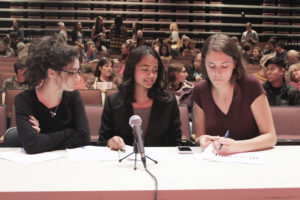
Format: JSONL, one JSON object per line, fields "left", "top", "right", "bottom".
{"left": 3, "top": 127, "right": 22, "bottom": 147}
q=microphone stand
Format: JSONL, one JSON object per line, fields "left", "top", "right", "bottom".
{"left": 119, "top": 130, "right": 158, "bottom": 170}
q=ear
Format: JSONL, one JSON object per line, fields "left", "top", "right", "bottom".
{"left": 47, "top": 68, "right": 57, "bottom": 78}
{"left": 280, "top": 68, "right": 285, "bottom": 75}
{"left": 17, "top": 69, "right": 21, "bottom": 75}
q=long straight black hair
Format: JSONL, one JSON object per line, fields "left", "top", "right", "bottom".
{"left": 119, "top": 45, "right": 171, "bottom": 104}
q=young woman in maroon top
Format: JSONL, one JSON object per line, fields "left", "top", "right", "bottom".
{"left": 192, "top": 34, "right": 276, "bottom": 155}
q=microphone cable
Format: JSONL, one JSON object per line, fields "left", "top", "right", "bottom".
{"left": 144, "top": 166, "right": 158, "bottom": 200}
{"left": 99, "top": 133, "right": 158, "bottom": 200}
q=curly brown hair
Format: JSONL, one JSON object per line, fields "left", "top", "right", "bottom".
{"left": 24, "top": 35, "right": 78, "bottom": 88}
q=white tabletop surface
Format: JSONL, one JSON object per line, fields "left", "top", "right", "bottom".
{"left": 0, "top": 146, "right": 299, "bottom": 200}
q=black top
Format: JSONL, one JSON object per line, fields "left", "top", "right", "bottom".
{"left": 263, "top": 78, "right": 300, "bottom": 106}
{"left": 15, "top": 89, "right": 90, "bottom": 154}
{"left": 99, "top": 92, "right": 182, "bottom": 147}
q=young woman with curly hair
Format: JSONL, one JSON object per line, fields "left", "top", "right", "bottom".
{"left": 5, "top": 36, "right": 90, "bottom": 153}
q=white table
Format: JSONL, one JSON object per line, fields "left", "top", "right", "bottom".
{"left": 0, "top": 146, "right": 299, "bottom": 200}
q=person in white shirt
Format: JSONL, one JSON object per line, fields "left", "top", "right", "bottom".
{"left": 58, "top": 22, "right": 67, "bottom": 42}
{"left": 241, "top": 22, "right": 258, "bottom": 46}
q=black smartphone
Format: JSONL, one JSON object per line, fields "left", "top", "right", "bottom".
{"left": 177, "top": 146, "right": 193, "bottom": 154}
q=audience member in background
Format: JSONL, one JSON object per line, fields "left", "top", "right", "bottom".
{"left": 8, "top": 32, "right": 19, "bottom": 55}
{"left": 241, "top": 22, "right": 258, "bottom": 46}
{"left": 119, "top": 42, "right": 134, "bottom": 74}
{"left": 193, "top": 34, "right": 276, "bottom": 155}
{"left": 12, "top": 20, "right": 24, "bottom": 42}
{"left": 159, "top": 43, "right": 172, "bottom": 63}
{"left": 169, "top": 23, "right": 180, "bottom": 51}
{"left": 185, "top": 52, "right": 202, "bottom": 82}
{"left": 252, "top": 54, "right": 274, "bottom": 84}
{"left": 167, "top": 63, "right": 194, "bottom": 113}
{"left": 0, "top": 38, "right": 15, "bottom": 57}
{"left": 98, "top": 45, "right": 182, "bottom": 150}
{"left": 136, "top": 37, "right": 144, "bottom": 47}
{"left": 110, "top": 15, "right": 127, "bottom": 55}
{"left": 154, "top": 38, "right": 163, "bottom": 53}
{"left": 179, "top": 35, "right": 190, "bottom": 54}
{"left": 4, "top": 35, "right": 90, "bottom": 152}
{"left": 91, "top": 16, "right": 106, "bottom": 43}
{"left": 263, "top": 38, "right": 276, "bottom": 56}
{"left": 2, "top": 58, "right": 28, "bottom": 93}
{"left": 119, "top": 42, "right": 132, "bottom": 63}
{"left": 132, "top": 22, "right": 143, "bottom": 43}
{"left": 2, "top": 58, "right": 28, "bottom": 104}
{"left": 182, "top": 40, "right": 200, "bottom": 57}
{"left": 241, "top": 42, "right": 252, "bottom": 64}
{"left": 73, "top": 45, "right": 88, "bottom": 89}
{"left": 263, "top": 57, "right": 300, "bottom": 106}
{"left": 231, "top": 36, "right": 242, "bottom": 54}
{"left": 193, "top": 52, "right": 203, "bottom": 81}
{"left": 250, "top": 47, "right": 262, "bottom": 65}
{"left": 86, "top": 57, "right": 115, "bottom": 90}
{"left": 288, "top": 63, "right": 300, "bottom": 91}
{"left": 165, "top": 39, "right": 179, "bottom": 58}
{"left": 83, "top": 40, "right": 99, "bottom": 63}
{"left": 94, "top": 37, "right": 107, "bottom": 53}
{"left": 57, "top": 22, "right": 67, "bottom": 42}
{"left": 275, "top": 42, "right": 287, "bottom": 63}
{"left": 286, "top": 49, "right": 299, "bottom": 69}
{"left": 17, "top": 42, "right": 26, "bottom": 55}
{"left": 71, "top": 21, "right": 84, "bottom": 49}
{"left": 18, "top": 42, "right": 31, "bottom": 59}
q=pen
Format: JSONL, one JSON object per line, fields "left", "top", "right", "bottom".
{"left": 118, "top": 149, "right": 121, "bottom": 159}
{"left": 219, "top": 130, "right": 230, "bottom": 150}
{"left": 118, "top": 149, "right": 125, "bottom": 158}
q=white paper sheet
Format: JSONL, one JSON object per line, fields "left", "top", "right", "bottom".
{"left": 0, "top": 149, "right": 64, "bottom": 165}
{"left": 202, "top": 144, "right": 267, "bottom": 165}
{"left": 66, "top": 146, "right": 133, "bottom": 162}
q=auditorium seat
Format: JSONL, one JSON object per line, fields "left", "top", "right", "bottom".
{"left": 0, "top": 104, "right": 7, "bottom": 140}
{"left": 0, "top": 57, "right": 17, "bottom": 62}
{"left": 0, "top": 61, "right": 15, "bottom": 67}
{"left": 81, "top": 73, "right": 94, "bottom": 82}
{"left": 179, "top": 105, "right": 191, "bottom": 141}
{"left": 0, "top": 67, "right": 14, "bottom": 73}
{"left": 60, "top": 6, "right": 74, "bottom": 19}
{"left": 270, "top": 106, "right": 300, "bottom": 144}
{"left": 84, "top": 104, "right": 103, "bottom": 141}
{"left": 27, "top": 4, "right": 41, "bottom": 9}
{"left": 94, "top": 6, "right": 106, "bottom": 11}
{"left": 105, "top": 88, "right": 118, "bottom": 100}
{"left": 112, "top": 62, "right": 123, "bottom": 74}
{"left": 10, "top": 106, "right": 16, "bottom": 128}
{"left": 4, "top": 89, "right": 23, "bottom": 118}
{"left": 78, "top": 89, "right": 102, "bottom": 105}
{"left": 0, "top": 72, "right": 15, "bottom": 89}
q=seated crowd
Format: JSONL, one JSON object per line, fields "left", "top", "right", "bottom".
{"left": 0, "top": 18, "right": 300, "bottom": 155}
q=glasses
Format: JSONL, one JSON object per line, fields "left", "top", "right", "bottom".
{"left": 61, "top": 69, "right": 82, "bottom": 78}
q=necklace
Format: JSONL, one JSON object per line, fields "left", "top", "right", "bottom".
{"left": 49, "top": 104, "right": 60, "bottom": 118}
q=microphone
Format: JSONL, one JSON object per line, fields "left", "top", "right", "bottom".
{"left": 129, "top": 115, "right": 146, "bottom": 168}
